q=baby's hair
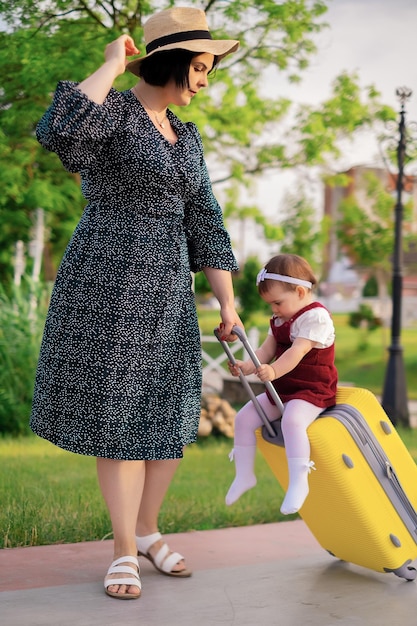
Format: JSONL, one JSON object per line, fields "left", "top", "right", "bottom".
{"left": 258, "top": 254, "right": 317, "bottom": 296}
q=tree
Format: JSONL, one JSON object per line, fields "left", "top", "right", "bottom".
{"left": 222, "top": 184, "right": 283, "bottom": 264}
{"left": 279, "top": 188, "right": 330, "bottom": 277}
{"left": 0, "top": 1, "right": 395, "bottom": 282}
{"left": 233, "top": 255, "right": 269, "bottom": 324}
{"left": 336, "top": 170, "right": 416, "bottom": 299}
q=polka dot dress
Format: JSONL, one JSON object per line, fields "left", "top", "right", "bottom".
{"left": 30, "top": 81, "right": 238, "bottom": 460}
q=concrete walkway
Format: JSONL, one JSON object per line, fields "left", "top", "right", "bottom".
{"left": 2, "top": 520, "right": 417, "bottom": 626}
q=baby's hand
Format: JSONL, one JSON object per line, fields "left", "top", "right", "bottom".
{"left": 227, "top": 360, "right": 255, "bottom": 377}
{"left": 256, "top": 364, "right": 276, "bottom": 382}
{"left": 227, "top": 360, "right": 242, "bottom": 377}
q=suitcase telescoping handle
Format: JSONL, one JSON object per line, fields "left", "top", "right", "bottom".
{"left": 214, "top": 325, "right": 284, "bottom": 438}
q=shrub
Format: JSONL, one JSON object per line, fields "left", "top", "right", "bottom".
{"left": 348, "top": 304, "right": 382, "bottom": 352}
{"left": 348, "top": 304, "right": 381, "bottom": 331}
{"left": 0, "top": 281, "right": 48, "bottom": 435}
{"left": 234, "top": 256, "right": 269, "bottom": 323}
{"left": 362, "top": 275, "right": 378, "bottom": 297}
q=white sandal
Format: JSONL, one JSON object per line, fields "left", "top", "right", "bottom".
{"left": 136, "top": 532, "right": 192, "bottom": 578}
{"left": 104, "top": 555, "right": 141, "bottom": 599}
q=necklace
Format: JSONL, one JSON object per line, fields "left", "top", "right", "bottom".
{"left": 136, "top": 90, "right": 168, "bottom": 129}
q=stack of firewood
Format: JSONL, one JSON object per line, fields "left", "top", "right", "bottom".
{"left": 198, "top": 394, "right": 236, "bottom": 438}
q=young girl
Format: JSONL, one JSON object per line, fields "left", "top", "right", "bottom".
{"left": 226, "top": 254, "right": 338, "bottom": 514}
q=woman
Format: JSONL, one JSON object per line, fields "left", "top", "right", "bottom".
{"left": 31, "top": 7, "right": 241, "bottom": 599}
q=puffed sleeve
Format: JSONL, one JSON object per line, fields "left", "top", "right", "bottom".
{"left": 184, "top": 124, "right": 239, "bottom": 274}
{"left": 36, "top": 81, "right": 125, "bottom": 172}
{"left": 293, "top": 308, "right": 336, "bottom": 348}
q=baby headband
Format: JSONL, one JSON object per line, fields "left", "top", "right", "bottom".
{"left": 256, "top": 268, "right": 312, "bottom": 289}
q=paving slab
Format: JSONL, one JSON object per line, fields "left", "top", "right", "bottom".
{"left": 2, "top": 521, "right": 416, "bottom": 626}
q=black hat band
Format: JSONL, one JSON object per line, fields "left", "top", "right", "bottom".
{"left": 146, "top": 30, "right": 213, "bottom": 54}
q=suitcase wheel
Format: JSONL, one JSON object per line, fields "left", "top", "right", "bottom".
{"left": 385, "top": 562, "right": 417, "bottom": 581}
{"left": 404, "top": 567, "right": 417, "bottom": 582}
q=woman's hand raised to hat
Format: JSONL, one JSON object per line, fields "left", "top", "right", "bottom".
{"left": 78, "top": 35, "right": 140, "bottom": 104}
{"left": 104, "top": 35, "right": 140, "bottom": 77}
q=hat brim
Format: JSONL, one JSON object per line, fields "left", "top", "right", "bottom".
{"left": 126, "top": 39, "right": 239, "bottom": 77}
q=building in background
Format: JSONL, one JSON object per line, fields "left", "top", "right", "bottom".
{"left": 322, "top": 164, "right": 417, "bottom": 299}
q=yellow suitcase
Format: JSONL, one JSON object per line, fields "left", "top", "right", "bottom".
{"left": 216, "top": 328, "right": 417, "bottom": 580}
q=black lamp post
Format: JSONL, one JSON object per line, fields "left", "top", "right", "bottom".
{"left": 381, "top": 87, "right": 412, "bottom": 426}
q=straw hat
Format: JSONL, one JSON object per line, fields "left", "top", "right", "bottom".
{"left": 126, "top": 7, "right": 239, "bottom": 76}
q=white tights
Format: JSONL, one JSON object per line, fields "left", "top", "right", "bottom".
{"left": 234, "top": 393, "right": 321, "bottom": 457}
{"left": 226, "top": 393, "right": 322, "bottom": 509}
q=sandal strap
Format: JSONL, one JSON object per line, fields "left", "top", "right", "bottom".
{"left": 104, "top": 576, "right": 141, "bottom": 590}
{"left": 136, "top": 533, "right": 186, "bottom": 574}
{"left": 136, "top": 532, "right": 162, "bottom": 553}
{"left": 159, "top": 550, "right": 185, "bottom": 573}
{"left": 105, "top": 556, "right": 141, "bottom": 590}
{"left": 107, "top": 565, "right": 138, "bottom": 577}
{"left": 110, "top": 555, "right": 139, "bottom": 568}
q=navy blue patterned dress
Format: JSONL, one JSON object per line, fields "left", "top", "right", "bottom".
{"left": 30, "top": 81, "right": 238, "bottom": 460}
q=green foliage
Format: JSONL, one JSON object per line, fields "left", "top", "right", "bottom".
{"left": 0, "top": 281, "right": 47, "bottom": 435}
{"left": 336, "top": 170, "right": 417, "bottom": 298}
{"left": 233, "top": 256, "right": 269, "bottom": 323}
{"left": 293, "top": 73, "right": 396, "bottom": 165}
{"left": 338, "top": 194, "right": 393, "bottom": 267}
{"left": 349, "top": 304, "right": 381, "bottom": 331}
{"left": 363, "top": 275, "right": 378, "bottom": 297}
{"left": 0, "top": 24, "right": 88, "bottom": 281}
{"left": 279, "top": 189, "right": 330, "bottom": 275}
{"left": 0, "top": 0, "right": 396, "bottom": 288}
{"left": 193, "top": 270, "right": 211, "bottom": 296}
{"left": 223, "top": 185, "right": 284, "bottom": 248}
{"left": 348, "top": 304, "right": 382, "bottom": 352}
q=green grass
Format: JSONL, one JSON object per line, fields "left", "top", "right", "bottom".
{"left": 1, "top": 437, "right": 107, "bottom": 547}
{"left": 2, "top": 427, "right": 416, "bottom": 549}
{"left": 0, "top": 435, "right": 284, "bottom": 548}
{"left": 1, "top": 306, "right": 417, "bottom": 549}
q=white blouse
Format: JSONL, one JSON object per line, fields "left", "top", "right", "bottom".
{"left": 269, "top": 306, "right": 335, "bottom": 349}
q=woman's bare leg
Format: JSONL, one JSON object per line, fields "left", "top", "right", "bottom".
{"left": 97, "top": 457, "right": 145, "bottom": 596}
{"left": 136, "top": 458, "right": 180, "bottom": 534}
{"left": 136, "top": 458, "right": 186, "bottom": 572}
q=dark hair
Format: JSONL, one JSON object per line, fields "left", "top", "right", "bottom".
{"left": 138, "top": 49, "right": 218, "bottom": 88}
{"left": 258, "top": 254, "right": 317, "bottom": 296}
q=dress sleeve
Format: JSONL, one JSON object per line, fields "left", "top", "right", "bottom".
{"left": 184, "top": 124, "right": 239, "bottom": 274}
{"left": 36, "top": 81, "right": 124, "bottom": 172}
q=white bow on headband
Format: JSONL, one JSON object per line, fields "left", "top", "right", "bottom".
{"left": 256, "top": 268, "right": 312, "bottom": 289}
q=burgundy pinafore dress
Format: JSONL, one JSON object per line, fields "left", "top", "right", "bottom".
{"left": 267, "top": 302, "right": 338, "bottom": 408}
